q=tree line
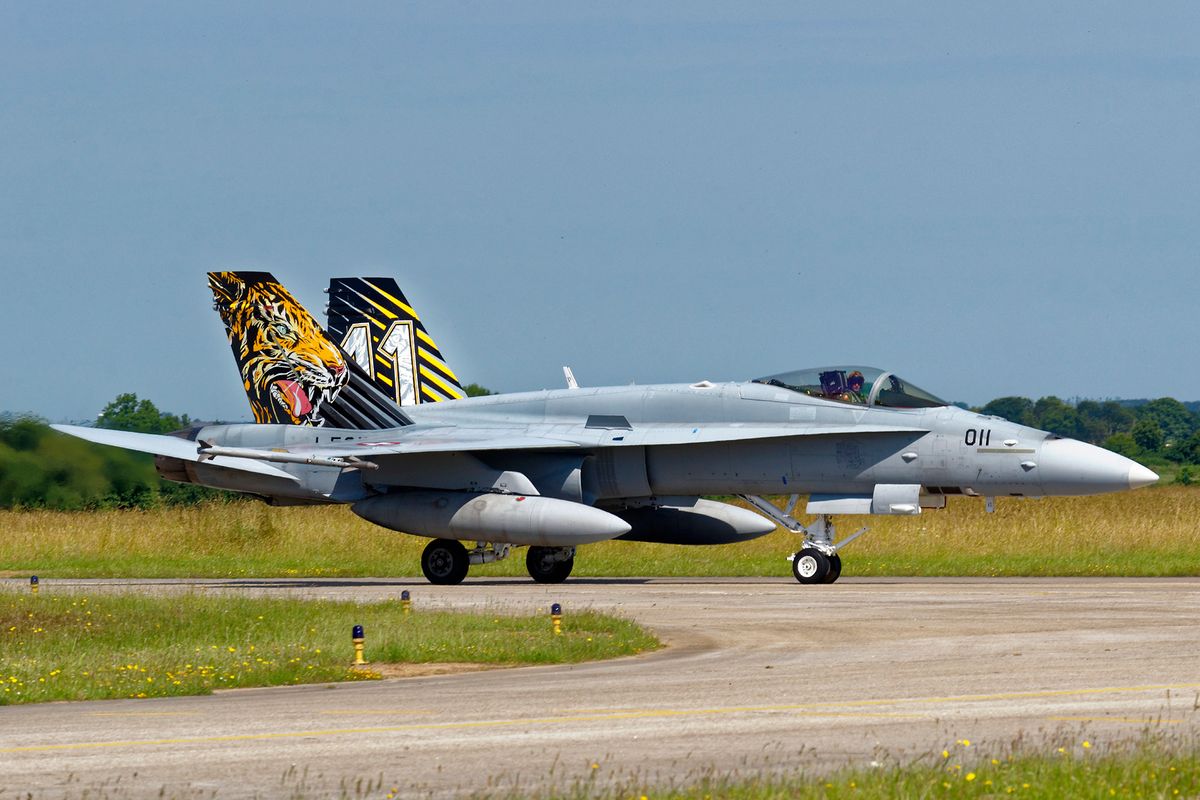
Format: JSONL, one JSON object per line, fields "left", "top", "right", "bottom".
{"left": 0, "top": 394, "right": 222, "bottom": 511}
{"left": 2, "top": 387, "right": 1197, "bottom": 511}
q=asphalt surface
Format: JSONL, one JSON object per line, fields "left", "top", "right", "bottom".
{"left": 1, "top": 577, "right": 1198, "bottom": 798}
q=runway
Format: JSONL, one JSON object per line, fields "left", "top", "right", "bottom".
{"left": 1, "top": 577, "right": 1198, "bottom": 798}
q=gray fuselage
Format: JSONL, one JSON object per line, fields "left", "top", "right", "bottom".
{"left": 180, "top": 380, "right": 1147, "bottom": 506}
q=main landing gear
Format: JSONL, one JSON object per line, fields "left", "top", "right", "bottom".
{"left": 420, "top": 539, "right": 470, "bottom": 585}
{"left": 419, "top": 539, "right": 576, "bottom": 585}
{"left": 526, "top": 546, "right": 575, "bottom": 584}
{"left": 738, "top": 495, "right": 868, "bottom": 585}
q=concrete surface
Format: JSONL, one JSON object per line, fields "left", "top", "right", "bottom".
{"left": 1, "top": 577, "right": 1198, "bottom": 798}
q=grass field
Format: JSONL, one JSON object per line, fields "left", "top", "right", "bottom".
{"left": 0, "top": 590, "right": 657, "bottom": 704}
{"left": 1, "top": 486, "right": 1197, "bottom": 579}
{"left": 499, "top": 733, "right": 1200, "bottom": 799}
{"left": 266, "top": 733, "right": 1200, "bottom": 799}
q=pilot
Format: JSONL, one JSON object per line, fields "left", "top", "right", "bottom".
{"left": 845, "top": 371, "right": 867, "bottom": 404}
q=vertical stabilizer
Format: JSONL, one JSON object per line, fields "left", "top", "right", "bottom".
{"left": 326, "top": 277, "right": 466, "bottom": 406}
{"left": 208, "top": 272, "right": 411, "bottom": 429}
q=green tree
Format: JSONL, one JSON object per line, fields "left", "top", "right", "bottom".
{"left": 1176, "top": 430, "right": 1200, "bottom": 465}
{"left": 1102, "top": 432, "right": 1140, "bottom": 459}
{"left": 1131, "top": 418, "right": 1165, "bottom": 454}
{"left": 0, "top": 415, "right": 50, "bottom": 451}
{"left": 1075, "top": 400, "right": 1135, "bottom": 444}
{"left": 979, "top": 397, "right": 1033, "bottom": 425}
{"left": 463, "top": 383, "right": 493, "bottom": 397}
{"left": 0, "top": 414, "right": 160, "bottom": 509}
{"left": 1030, "top": 396, "right": 1080, "bottom": 439}
{"left": 1134, "top": 398, "right": 1196, "bottom": 447}
{"left": 0, "top": 396, "right": 232, "bottom": 510}
{"left": 96, "top": 393, "right": 189, "bottom": 434}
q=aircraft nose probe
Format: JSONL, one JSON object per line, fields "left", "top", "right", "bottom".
{"left": 1037, "top": 438, "right": 1159, "bottom": 495}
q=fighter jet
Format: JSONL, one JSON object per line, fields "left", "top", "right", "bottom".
{"left": 53, "top": 272, "right": 1159, "bottom": 586}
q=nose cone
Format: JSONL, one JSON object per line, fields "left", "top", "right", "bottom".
{"left": 1127, "top": 463, "right": 1160, "bottom": 490}
{"left": 1039, "top": 438, "right": 1159, "bottom": 496}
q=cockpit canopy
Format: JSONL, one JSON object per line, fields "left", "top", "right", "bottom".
{"left": 752, "top": 366, "right": 948, "bottom": 409}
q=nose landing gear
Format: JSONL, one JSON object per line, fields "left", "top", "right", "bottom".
{"left": 739, "top": 495, "right": 867, "bottom": 585}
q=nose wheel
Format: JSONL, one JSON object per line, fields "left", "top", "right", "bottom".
{"left": 825, "top": 553, "right": 842, "bottom": 583}
{"left": 790, "top": 548, "right": 842, "bottom": 584}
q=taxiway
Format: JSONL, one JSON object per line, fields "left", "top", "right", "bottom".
{"left": 1, "top": 577, "right": 1197, "bottom": 798}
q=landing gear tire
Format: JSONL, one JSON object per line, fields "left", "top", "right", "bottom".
{"left": 792, "top": 548, "right": 832, "bottom": 585}
{"left": 526, "top": 547, "right": 574, "bottom": 584}
{"left": 421, "top": 539, "right": 469, "bottom": 585}
{"left": 823, "top": 553, "right": 842, "bottom": 584}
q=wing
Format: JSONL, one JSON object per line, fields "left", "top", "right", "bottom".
{"left": 190, "top": 422, "right": 929, "bottom": 467}
{"left": 56, "top": 421, "right": 927, "bottom": 473}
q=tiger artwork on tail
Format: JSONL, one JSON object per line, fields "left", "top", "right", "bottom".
{"left": 208, "top": 272, "right": 349, "bottom": 426}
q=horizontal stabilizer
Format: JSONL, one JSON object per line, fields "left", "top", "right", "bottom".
{"left": 50, "top": 425, "right": 299, "bottom": 480}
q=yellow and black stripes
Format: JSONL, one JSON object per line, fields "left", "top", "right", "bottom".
{"left": 326, "top": 278, "right": 466, "bottom": 406}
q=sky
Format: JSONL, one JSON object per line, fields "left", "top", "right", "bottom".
{"left": 2, "top": 3, "right": 1197, "bottom": 422}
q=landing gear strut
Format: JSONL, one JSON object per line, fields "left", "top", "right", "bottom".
{"left": 739, "top": 495, "right": 867, "bottom": 585}
{"left": 526, "top": 546, "right": 575, "bottom": 583}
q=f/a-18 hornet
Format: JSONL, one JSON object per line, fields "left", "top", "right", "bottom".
{"left": 55, "top": 272, "right": 1158, "bottom": 586}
